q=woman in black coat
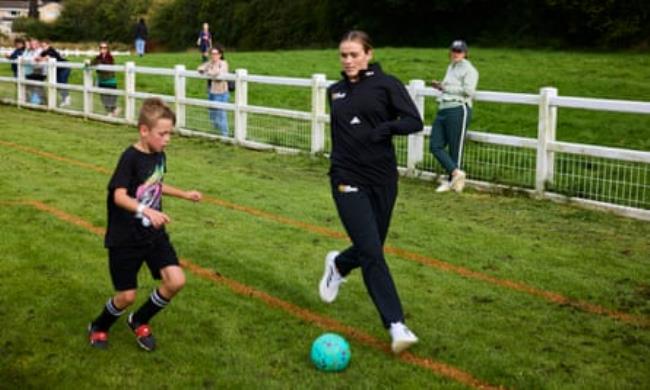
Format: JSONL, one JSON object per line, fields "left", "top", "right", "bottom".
{"left": 318, "top": 30, "right": 423, "bottom": 354}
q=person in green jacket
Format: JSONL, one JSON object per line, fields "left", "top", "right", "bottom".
{"left": 91, "top": 42, "right": 120, "bottom": 117}
{"left": 429, "top": 40, "right": 479, "bottom": 193}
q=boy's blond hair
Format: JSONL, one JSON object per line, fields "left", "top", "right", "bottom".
{"left": 138, "top": 97, "right": 176, "bottom": 128}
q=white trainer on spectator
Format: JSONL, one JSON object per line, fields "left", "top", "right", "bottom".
{"left": 60, "top": 96, "right": 71, "bottom": 107}
{"left": 450, "top": 170, "right": 466, "bottom": 193}
{"left": 435, "top": 182, "right": 451, "bottom": 193}
{"left": 319, "top": 251, "right": 345, "bottom": 303}
{"left": 389, "top": 322, "right": 419, "bottom": 354}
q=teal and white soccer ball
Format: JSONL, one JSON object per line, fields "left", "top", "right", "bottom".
{"left": 310, "top": 333, "right": 351, "bottom": 372}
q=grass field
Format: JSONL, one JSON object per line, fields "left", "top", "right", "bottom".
{"left": 1, "top": 104, "right": 649, "bottom": 388}
{"left": 1, "top": 47, "right": 649, "bottom": 151}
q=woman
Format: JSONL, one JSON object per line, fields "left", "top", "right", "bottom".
{"left": 196, "top": 22, "right": 212, "bottom": 62}
{"left": 91, "top": 42, "right": 119, "bottom": 116}
{"left": 318, "top": 30, "right": 422, "bottom": 354}
{"left": 429, "top": 40, "right": 479, "bottom": 193}
{"left": 197, "top": 44, "right": 230, "bottom": 136}
{"left": 39, "top": 40, "right": 71, "bottom": 107}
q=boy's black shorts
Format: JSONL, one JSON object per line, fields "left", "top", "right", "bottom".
{"left": 108, "top": 233, "right": 179, "bottom": 291}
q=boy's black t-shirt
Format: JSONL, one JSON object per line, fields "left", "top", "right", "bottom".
{"left": 105, "top": 146, "right": 166, "bottom": 248}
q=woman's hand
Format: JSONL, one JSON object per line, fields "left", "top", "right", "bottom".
{"left": 431, "top": 80, "right": 443, "bottom": 90}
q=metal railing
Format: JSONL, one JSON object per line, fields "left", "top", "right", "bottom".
{"left": 1, "top": 57, "right": 648, "bottom": 220}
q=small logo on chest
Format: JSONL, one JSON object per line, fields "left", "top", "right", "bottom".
{"left": 331, "top": 92, "right": 346, "bottom": 101}
{"left": 350, "top": 116, "right": 361, "bottom": 125}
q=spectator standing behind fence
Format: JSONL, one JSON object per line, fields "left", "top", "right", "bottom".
{"left": 429, "top": 40, "right": 479, "bottom": 193}
{"left": 197, "top": 44, "right": 229, "bottom": 136}
{"left": 134, "top": 18, "right": 148, "bottom": 57}
{"left": 196, "top": 22, "right": 212, "bottom": 62}
{"left": 22, "top": 38, "right": 45, "bottom": 105}
{"left": 39, "top": 40, "right": 72, "bottom": 107}
{"left": 318, "top": 30, "right": 422, "bottom": 354}
{"left": 91, "top": 42, "right": 120, "bottom": 117}
{"left": 5, "top": 37, "right": 25, "bottom": 77}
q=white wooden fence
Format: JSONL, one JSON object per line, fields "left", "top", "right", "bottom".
{"left": 0, "top": 47, "right": 131, "bottom": 57}
{"left": 0, "top": 58, "right": 649, "bottom": 221}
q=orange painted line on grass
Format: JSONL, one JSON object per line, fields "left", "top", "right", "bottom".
{"left": 204, "top": 195, "right": 650, "bottom": 328}
{"left": 0, "top": 140, "right": 111, "bottom": 175}
{"left": 13, "top": 199, "right": 504, "bottom": 390}
{"left": 1, "top": 140, "right": 648, "bottom": 328}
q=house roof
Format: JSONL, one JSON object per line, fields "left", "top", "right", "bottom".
{"left": 0, "top": 1, "right": 60, "bottom": 10}
{"left": 0, "top": 1, "right": 30, "bottom": 9}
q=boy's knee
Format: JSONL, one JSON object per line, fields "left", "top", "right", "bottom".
{"left": 115, "top": 290, "right": 137, "bottom": 308}
{"left": 162, "top": 267, "right": 186, "bottom": 293}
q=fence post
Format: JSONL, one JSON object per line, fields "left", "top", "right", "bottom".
{"left": 535, "top": 87, "right": 558, "bottom": 195}
{"left": 83, "top": 61, "right": 93, "bottom": 118}
{"left": 17, "top": 57, "right": 25, "bottom": 106}
{"left": 47, "top": 58, "right": 57, "bottom": 109}
{"left": 310, "top": 73, "right": 327, "bottom": 154}
{"left": 234, "top": 68, "right": 248, "bottom": 143}
{"left": 407, "top": 79, "right": 426, "bottom": 172}
{"left": 174, "top": 65, "right": 186, "bottom": 129}
{"left": 124, "top": 62, "right": 136, "bottom": 123}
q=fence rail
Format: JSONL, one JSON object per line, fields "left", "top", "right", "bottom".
{"left": 0, "top": 47, "right": 131, "bottom": 57}
{"left": 1, "top": 57, "right": 649, "bottom": 220}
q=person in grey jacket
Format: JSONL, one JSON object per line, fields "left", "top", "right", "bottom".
{"left": 429, "top": 40, "right": 479, "bottom": 193}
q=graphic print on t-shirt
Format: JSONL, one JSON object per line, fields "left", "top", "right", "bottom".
{"left": 135, "top": 160, "right": 164, "bottom": 226}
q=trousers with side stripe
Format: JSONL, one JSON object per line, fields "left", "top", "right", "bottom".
{"left": 331, "top": 180, "right": 404, "bottom": 328}
{"left": 429, "top": 104, "right": 472, "bottom": 176}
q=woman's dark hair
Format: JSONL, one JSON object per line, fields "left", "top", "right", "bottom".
{"left": 340, "top": 30, "right": 373, "bottom": 53}
{"left": 212, "top": 43, "right": 225, "bottom": 60}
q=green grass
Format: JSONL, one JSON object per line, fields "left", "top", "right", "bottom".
{"left": 1, "top": 47, "right": 649, "bottom": 151}
{"left": 1, "top": 105, "right": 650, "bottom": 388}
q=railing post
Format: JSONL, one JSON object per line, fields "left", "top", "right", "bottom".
{"left": 83, "top": 60, "right": 93, "bottom": 118}
{"left": 310, "top": 73, "right": 327, "bottom": 154}
{"left": 234, "top": 68, "right": 248, "bottom": 143}
{"left": 407, "top": 79, "right": 426, "bottom": 172}
{"left": 17, "top": 57, "right": 25, "bottom": 106}
{"left": 174, "top": 64, "right": 186, "bottom": 129}
{"left": 124, "top": 62, "right": 136, "bottom": 123}
{"left": 47, "top": 58, "right": 57, "bottom": 109}
{"left": 536, "top": 87, "right": 558, "bottom": 195}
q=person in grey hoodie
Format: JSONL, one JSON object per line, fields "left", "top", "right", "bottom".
{"left": 429, "top": 40, "right": 479, "bottom": 193}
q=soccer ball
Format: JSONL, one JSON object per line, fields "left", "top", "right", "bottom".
{"left": 310, "top": 333, "right": 351, "bottom": 372}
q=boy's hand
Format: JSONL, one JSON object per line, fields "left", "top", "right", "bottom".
{"left": 143, "top": 208, "right": 170, "bottom": 229}
{"left": 185, "top": 190, "right": 202, "bottom": 202}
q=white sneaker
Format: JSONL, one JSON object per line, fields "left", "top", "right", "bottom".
{"left": 435, "top": 182, "right": 451, "bottom": 193}
{"left": 60, "top": 96, "right": 71, "bottom": 107}
{"left": 450, "top": 170, "right": 466, "bottom": 193}
{"left": 319, "top": 251, "right": 345, "bottom": 303}
{"left": 389, "top": 322, "right": 419, "bottom": 354}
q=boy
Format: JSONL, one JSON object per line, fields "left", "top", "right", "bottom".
{"left": 88, "top": 98, "right": 202, "bottom": 351}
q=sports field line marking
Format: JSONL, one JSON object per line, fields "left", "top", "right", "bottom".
{"left": 201, "top": 195, "right": 650, "bottom": 328}
{"left": 1, "top": 139, "right": 648, "bottom": 328}
{"left": 13, "top": 199, "right": 504, "bottom": 390}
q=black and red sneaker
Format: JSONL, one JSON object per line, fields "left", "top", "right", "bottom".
{"left": 88, "top": 323, "right": 108, "bottom": 349}
{"left": 127, "top": 313, "right": 156, "bottom": 351}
